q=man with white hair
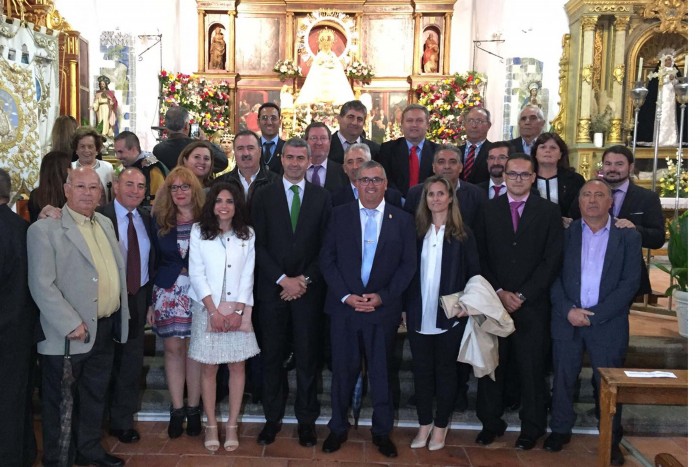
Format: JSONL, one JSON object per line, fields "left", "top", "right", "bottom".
{"left": 508, "top": 105, "right": 545, "bottom": 156}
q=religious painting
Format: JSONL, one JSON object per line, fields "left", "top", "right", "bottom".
{"left": 237, "top": 89, "right": 281, "bottom": 134}
{"left": 208, "top": 24, "right": 227, "bottom": 71}
{"left": 421, "top": 26, "right": 441, "bottom": 74}
{"left": 368, "top": 91, "right": 408, "bottom": 143}
{"left": 235, "top": 17, "right": 282, "bottom": 74}
{"left": 364, "top": 17, "right": 413, "bottom": 77}
{"left": 502, "top": 57, "right": 548, "bottom": 140}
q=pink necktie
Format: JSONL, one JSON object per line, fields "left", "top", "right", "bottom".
{"left": 493, "top": 185, "right": 503, "bottom": 198}
{"left": 509, "top": 201, "right": 525, "bottom": 232}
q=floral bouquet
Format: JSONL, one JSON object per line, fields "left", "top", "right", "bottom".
{"left": 415, "top": 71, "right": 487, "bottom": 144}
{"left": 273, "top": 59, "right": 302, "bottom": 80}
{"left": 345, "top": 61, "right": 375, "bottom": 85}
{"left": 658, "top": 156, "right": 688, "bottom": 198}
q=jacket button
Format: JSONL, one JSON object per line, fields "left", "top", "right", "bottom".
{"left": 512, "top": 242, "right": 517, "bottom": 246}
{"left": 92, "top": 277, "right": 98, "bottom": 282}
{"left": 93, "top": 298, "right": 98, "bottom": 302}
{"left": 92, "top": 317, "right": 96, "bottom": 321}
{"left": 227, "top": 265, "right": 231, "bottom": 268}
{"left": 227, "top": 292, "right": 231, "bottom": 296}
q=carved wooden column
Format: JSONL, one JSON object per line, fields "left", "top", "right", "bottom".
{"left": 443, "top": 12, "right": 452, "bottom": 74}
{"left": 228, "top": 9, "right": 236, "bottom": 71}
{"left": 608, "top": 15, "right": 629, "bottom": 143}
{"left": 59, "top": 30, "right": 81, "bottom": 119}
{"left": 577, "top": 15, "right": 598, "bottom": 143}
{"left": 412, "top": 13, "right": 422, "bottom": 75}
{"left": 355, "top": 13, "right": 363, "bottom": 60}
{"left": 286, "top": 12, "right": 294, "bottom": 59}
{"left": 198, "top": 9, "right": 205, "bottom": 72}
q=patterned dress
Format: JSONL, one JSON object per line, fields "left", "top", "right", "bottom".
{"left": 152, "top": 221, "right": 193, "bottom": 338}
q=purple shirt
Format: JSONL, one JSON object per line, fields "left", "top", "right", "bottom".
{"left": 612, "top": 179, "right": 629, "bottom": 217}
{"left": 580, "top": 216, "right": 611, "bottom": 308}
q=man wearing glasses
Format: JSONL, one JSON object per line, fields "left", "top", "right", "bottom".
{"left": 257, "top": 102, "right": 286, "bottom": 174}
{"left": 474, "top": 153, "right": 563, "bottom": 451}
{"left": 304, "top": 122, "right": 347, "bottom": 193}
{"left": 508, "top": 105, "right": 545, "bottom": 156}
{"left": 459, "top": 107, "right": 493, "bottom": 185}
{"left": 328, "top": 100, "right": 380, "bottom": 165}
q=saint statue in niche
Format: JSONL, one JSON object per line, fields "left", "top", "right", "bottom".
{"left": 92, "top": 75, "right": 118, "bottom": 138}
{"left": 209, "top": 26, "right": 226, "bottom": 70}
{"left": 422, "top": 31, "right": 439, "bottom": 73}
{"left": 296, "top": 27, "right": 354, "bottom": 106}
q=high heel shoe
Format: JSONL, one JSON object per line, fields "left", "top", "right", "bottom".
{"left": 224, "top": 424, "right": 239, "bottom": 451}
{"left": 204, "top": 425, "right": 220, "bottom": 452}
{"left": 428, "top": 426, "right": 448, "bottom": 451}
{"left": 410, "top": 423, "right": 433, "bottom": 449}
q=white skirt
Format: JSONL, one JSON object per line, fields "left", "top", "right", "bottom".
{"left": 188, "top": 301, "right": 260, "bottom": 364}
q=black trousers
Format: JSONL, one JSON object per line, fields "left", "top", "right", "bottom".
{"left": 41, "top": 316, "right": 115, "bottom": 466}
{"left": 408, "top": 322, "right": 465, "bottom": 427}
{"left": 109, "top": 286, "right": 148, "bottom": 430}
{"left": 257, "top": 295, "right": 323, "bottom": 424}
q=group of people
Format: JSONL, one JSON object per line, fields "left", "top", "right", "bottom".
{"left": 0, "top": 98, "right": 664, "bottom": 467}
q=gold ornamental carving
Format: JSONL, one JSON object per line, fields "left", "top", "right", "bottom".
{"left": 550, "top": 34, "right": 570, "bottom": 135}
{"left": 592, "top": 24, "right": 603, "bottom": 91}
{"left": 577, "top": 118, "right": 591, "bottom": 143}
{"left": 642, "top": 0, "right": 687, "bottom": 34}
{"left": 613, "top": 16, "right": 630, "bottom": 29}
{"left": 581, "top": 65, "right": 593, "bottom": 85}
{"left": 579, "top": 152, "right": 591, "bottom": 179}
{"left": 612, "top": 64, "right": 625, "bottom": 85}
{"left": 588, "top": 5, "right": 630, "bottom": 13}
{"left": 581, "top": 16, "right": 598, "bottom": 31}
{"left": 608, "top": 118, "right": 623, "bottom": 143}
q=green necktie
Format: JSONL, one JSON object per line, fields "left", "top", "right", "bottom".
{"left": 290, "top": 185, "right": 300, "bottom": 232}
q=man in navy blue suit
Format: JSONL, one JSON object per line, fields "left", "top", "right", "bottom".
{"left": 320, "top": 161, "right": 417, "bottom": 458}
{"left": 545, "top": 179, "right": 641, "bottom": 466}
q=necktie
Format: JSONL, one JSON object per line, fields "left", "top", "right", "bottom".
{"left": 610, "top": 189, "right": 621, "bottom": 217}
{"left": 361, "top": 209, "right": 378, "bottom": 286}
{"left": 408, "top": 145, "right": 419, "bottom": 188}
{"left": 126, "top": 212, "right": 141, "bottom": 295}
{"left": 263, "top": 142, "right": 274, "bottom": 165}
{"left": 290, "top": 185, "right": 300, "bottom": 232}
{"left": 493, "top": 185, "right": 503, "bottom": 198}
{"left": 509, "top": 201, "right": 525, "bottom": 232}
{"left": 346, "top": 140, "right": 357, "bottom": 148}
{"left": 461, "top": 144, "right": 477, "bottom": 180}
{"left": 352, "top": 186, "right": 359, "bottom": 199}
{"left": 310, "top": 165, "right": 321, "bottom": 186}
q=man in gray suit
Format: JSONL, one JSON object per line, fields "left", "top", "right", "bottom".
{"left": 28, "top": 167, "right": 129, "bottom": 467}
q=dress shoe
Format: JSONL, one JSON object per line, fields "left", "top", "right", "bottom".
{"left": 204, "top": 425, "right": 220, "bottom": 452}
{"left": 168, "top": 406, "right": 185, "bottom": 439}
{"left": 74, "top": 453, "right": 125, "bottom": 466}
{"left": 410, "top": 423, "right": 433, "bottom": 449}
{"left": 610, "top": 444, "right": 626, "bottom": 465}
{"left": 475, "top": 421, "right": 507, "bottom": 446}
{"left": 515, "top": 434, "right": 538, "bottom": 450}
{"left": 257, "top": 420, "right": 282, "bottom": 445}
{"left": 224, "top": 424, "right": 239, "bottom": 452}
{"left": 372, "top": 434, "right": 398, "bottom": 458}
{"left": 108, "top": 428, "right": 140, "bottom": 443}
{"left": 322, "top": 431, "right": 347, "bottom": 453}
{"left": 185, "top": 405, "right": 202, "bottom": 436}
{"left": 543, "top": 432, "right": 571, "bottom": 452}
{"left": 428, "top": 426, "right": 448, "bottom": 451}
{"left": 298, "top": 423, "right": 317, "bottom": 447}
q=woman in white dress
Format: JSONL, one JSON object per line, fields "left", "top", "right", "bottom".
{"left": 70, "top": 126, "right": 113, "bottom": 205}
{"left": 188, "top": 181, "right": 260, "bottom": 452}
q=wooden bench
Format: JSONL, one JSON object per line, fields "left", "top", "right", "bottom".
{"left": 598, "top": 368, "right": 688, "bottom": 466}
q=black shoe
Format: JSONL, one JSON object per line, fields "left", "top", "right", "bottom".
{"left": 515, "top": 434, "right": 538, "bottom": 450}
{"left": 611, "top": 444, "right": 626, "bottom": 465}
{"left": 257, "top": 421, "right": 282, "bottom": 445}
{"left": 75, "top": 453, "right": 125, "bottom": 466}
{"left": 372, "top": 434, "right": 398, "bottom": 458}
{"left": 297, "top": 423, "right": 317, "bottom": 447}
{"left": 322, "top": 431, "right": 347, "bottom": 453}
{"left": 475, "top": 421, "right": 507, "bottom": 445}
{"left": 108, "top": 428, "right": 140, "bottom": 443}
{"left": 543, "top": 432, "right": 571, "bottom": 452}
{"left": 185, "top": 405, "right": 202, "bottom": 436}
{"left": 168, "top": 406, "right": 185, "bottom": 439}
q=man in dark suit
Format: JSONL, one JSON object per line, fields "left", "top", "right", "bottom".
{"left": 545, "top": 180, "right": 641, "bottom": 466}
{"left": 404, "top": 144, "right": 485, "bottom": 229}
{"left": 252, "top": 138, "right": 332, "bottom": 448}
{"left": 474, "top": 154, "right": 563, "bottom": 451}
{"left": 28, "top": 167, "right": 129, "bottom": 467}
{"left": 114, "top": 131, "right": 167, "bottom": 206}
{"left": 328, "top": 100, "right": 381, "bottom": 164}
{"left": 258, "top": 102, "right": 286, "bottom": 174}
{"left": 320, "top": 161, "right": 417, "bottom": 458}
{"left": 569, "top": 145, "right": 664, "bottom": 296}
{"left": 477, "top": 141, "right": 513, "bottom": 199}
{"left": 507, "top": 105, "right": 545, "bottom": 155}
{"left": 98, "top": 168, "right": 155, "bottom": 444}
{"left": 304, "top": 122, "right": 347, "bottom": 193}
{"left": 379, "top": 103, "right": 437, "bottom": 197}
{"left": 331, "top": 143, "right": 402, "bottom": 207}
{"left": 0, "top": 169, "right": 37, "bottom": 467}
{"left": 459, "top": 107, "right": 493, "bottom": 185}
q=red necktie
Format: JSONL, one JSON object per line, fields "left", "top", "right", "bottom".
{"left": 408, "top": 145, "right": 419, "bottom": 188}
{"left": 461, "top": 144, "right": 477, "bottom": 181}
{"left": 126, "top": 212, "right": 141, "bottom": 295}
{"left": 493, "top": 185, "right": 503, "bottom": 198}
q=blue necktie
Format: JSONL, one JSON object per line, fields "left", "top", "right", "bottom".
{"left": 361, "top": 208, "right": 378, "bottom": 286}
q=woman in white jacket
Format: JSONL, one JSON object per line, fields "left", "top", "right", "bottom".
{"left": 188, "top": 181, "right": 259, "bottom": 452}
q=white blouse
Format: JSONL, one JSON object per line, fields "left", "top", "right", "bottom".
{"left": 419, "top": 224, "right": 446, "bottom": 335}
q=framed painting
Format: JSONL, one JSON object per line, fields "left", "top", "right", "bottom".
{"left": 236, "top": 88, "right": 281, "bottom": 134}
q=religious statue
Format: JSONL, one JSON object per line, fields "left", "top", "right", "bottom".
{"left": 92, "top": 75, "right": 118, "bottom": 138}
{"left": 522, "top": 82, "right": 542, "bottom": 109}
{"left": 422, "top": 32, "right": 439, "bottom": 73}
{"left": 209, "top": 26, "right": 226, "bottom": 70}
{"left": 296, "top": 28, "right": 354, "bottom": 106}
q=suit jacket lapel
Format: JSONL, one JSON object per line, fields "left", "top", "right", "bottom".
{"left": 601, "top": 224, "right": 620, "bottom": 281}
{"left": 62, "top": 209, "right": 95, "bottom": 266}
{"left": 571, "top": 221, "right": 583, "bottom": 303}
{"left": 274, "top": 180, "right": 295, "bottom": 237}
{"left": 516, "top": 195, "right": 538, "bottom": 236}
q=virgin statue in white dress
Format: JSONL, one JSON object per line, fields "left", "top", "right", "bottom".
{"left": 655, "top": 53, "right": 679, "bottom": 146}
{"left": 296, "top": 28, "right": 355, "bottom": 106}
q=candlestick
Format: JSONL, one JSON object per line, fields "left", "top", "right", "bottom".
{"left": 683, "top": 55, "right": 687, "bottom": 77}
{"left": 637, "top": 57, "right": 643, "bottom": 81}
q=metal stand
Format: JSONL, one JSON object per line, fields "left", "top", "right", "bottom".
{"left": 629, "top": 81, "right": 648, "bottom": 158}
{"left": 672, "top": 77, "right": 688, "bottom": 219}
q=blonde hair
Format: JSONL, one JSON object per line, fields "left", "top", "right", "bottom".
{"left": 152, "top": 166, "right": 205, "bottom": 236}
{"left": 415, "top": 175, "right": 466, "bottom": 242}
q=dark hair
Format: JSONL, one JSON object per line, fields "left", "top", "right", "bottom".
{"left": 304, "top": 121, "right": 331, "bottom": 140}
{"left": 177, "top": 141, "right": 215, "bottom": 185}
{"left": 339, "top": 100, "right": 367, "bottom": 117}
{"left": 464, "top": 106, "right": 492, "bottom": 123}
{"left": 0, "top": 168, "right": 10, "bottom": 202}
{"left": 71, "top": 126, "right": 104, "bottom": 153}
{"left": 164, "top": 105, "right": 189, "bottom": 132}
{"left": 234, "top": 129, "right": 261, "bottom": 149}
{"left": 51, "top": 115, "right": 78, "bottom": 155}
{"left": 358, "top": 160, "right": 386, "bottom": 178}
{"left": 34, "top": 151, "right": 71, "bottom": 210}
{"left": 257, "top": 102, "right": 281, "bottom": 119}
{"left": 532, "top": 132, "right": 571, "bottom": 170}
{"left": 434, "top": 144, "right": 462, "bottom": 160}
{"left": 505, "top": 153, "right": 535, "bottom": 172}
{"left": 603, "top": 145, "right": 634, "bottom": 164}
{"left": 488, "top": 141, "right": 515, "bottom": 155}
{"left": 415, "top": 175, "right": 466, "bottom": 242}
{"left": 114, "top": 130, "right": 141, "bottom": 153}
{"left": 282, "top": 137, "right": 311, "bottom": 158}
{"left": 401, "top": 104, "right": 430, "bottom": 122}
{"left": 199, "top": 182, "right": 251, "bottom": 241}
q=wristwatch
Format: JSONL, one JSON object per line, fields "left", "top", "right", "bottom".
{"left": 516, "top": 292, "right": 527, "bottom": 302}
{"left": 234, "top": 309, "right": 244, "bottom": 316}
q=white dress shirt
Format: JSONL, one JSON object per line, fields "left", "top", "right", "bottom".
{"left": 419, "top": 224, "right": 446, "bottom": 335}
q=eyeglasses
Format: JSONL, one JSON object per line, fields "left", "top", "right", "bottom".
{"left": 505, "top": 171, "right": 533, "bottom": 180}
{"left": 465, "top": 118, "right": 488, "bottom": 125}
{"left": 69, "top": 183, "right": 101, "bottom": 193}
{"left": 358, "top": 177, "right": 385, "bottom": 186}
{"left": 259, "top": 115, "right": 279, "bottom": 122}
{"left": 170, "top": 184, "right": 192, "bottom": 193}
{"left": 308, "top": 136, "right": 329, "bottom": 142}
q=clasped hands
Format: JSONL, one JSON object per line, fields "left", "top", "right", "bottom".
{"left": 209, "top": 301, "right": 244, "bottom": 333}
{"left": 497, "top": 290, "right": 524, "bottom": 314}
{"left": 567, "top": 307, "right": 594, "bottom": 327}
{"left": 346, "top": 293, "right": 382, "bottom": 312}
{"left": 279, "top": 275, "right": 307, "bottom": 301}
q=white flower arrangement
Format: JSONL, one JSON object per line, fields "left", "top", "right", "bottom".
{"left": 273, "top": 59, "right": 302, "bottom": 80}
{"left": 345, "top": 61, "right": 375, "bottom": 84}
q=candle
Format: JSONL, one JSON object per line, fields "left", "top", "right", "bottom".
{"left": 684, "top": 55, "right": 688, "bottom": 77}
{"left": 637, "top": 57, "right": 643, "bottom": 81}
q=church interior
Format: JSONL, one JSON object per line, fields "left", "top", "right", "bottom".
{"left": 0, "top": 0, "right": 690, "bottom": 465}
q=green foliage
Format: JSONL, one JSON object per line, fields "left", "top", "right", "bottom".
{"left": 655, "top": 211, "right": 688, "bottom": 294}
